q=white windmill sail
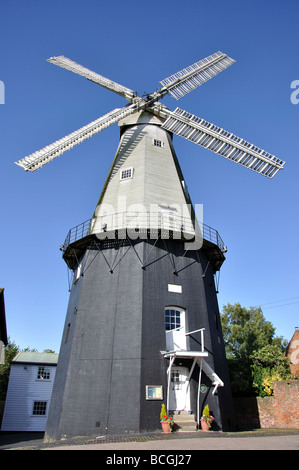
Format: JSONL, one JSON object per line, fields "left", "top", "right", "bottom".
{"left": 161, "top": 107, "right": 285, "bottom": 178}
{"left": 160, "top": 51, "right": 235, "bottom": 100}
{"left": 15, "top": 52, "right": 285, "bottom": 179}
{"left": 15, "top": 104, "right": 141, "bottom": 172}
{"left": 47, "top": 56, "right": 136, "bottom": 101}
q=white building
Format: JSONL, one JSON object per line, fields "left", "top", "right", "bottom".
{"left": 1, "top": 352, "right": 58, "bottom": 431}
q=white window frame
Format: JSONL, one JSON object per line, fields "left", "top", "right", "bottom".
{"left": 153, "top": 139, "right": 164, "bottom": 148}
{"left": 165, "top": 308, "right": 182, "bottom": 331}
{"left": 120, "top": 167, "right": 134, "bottom": 181}
{"left": 37, "top": 366, "right": 51, "bottom": 380}
{"left": 165, "top": 307, "right": 187, "bottom": 351}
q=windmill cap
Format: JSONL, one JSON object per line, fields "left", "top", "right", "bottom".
{"left": 118, "top": 110, "right": 164, "bottom": 128}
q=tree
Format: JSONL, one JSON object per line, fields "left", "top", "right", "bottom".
{"left": 220, "top": 303, "right": 290, "bottom": 396}
{"left": 0, "top": 339, "right": 19, "bottom": 400}
{"left": 221, "top": 303, "right": 276, "bottom": 360}
{"left": 250, "top": 344, "right": 294, "bottom": 396}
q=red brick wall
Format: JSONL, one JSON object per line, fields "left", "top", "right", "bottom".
{"left": 256, "top": 396, "right": 275, "bottom": 428}
{"left": 257, "top": 381, "right": 299, "bottom": 429}
{"left": 233, "top": 381, "right": 299, "bottom": 430}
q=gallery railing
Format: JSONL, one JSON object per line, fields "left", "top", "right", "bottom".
{"left": 62, "top": 213, "right": 226, "bottom": 254}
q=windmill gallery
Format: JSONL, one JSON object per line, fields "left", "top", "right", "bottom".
{"left": 15, "top": 52, "right": 285, "bottom": 440}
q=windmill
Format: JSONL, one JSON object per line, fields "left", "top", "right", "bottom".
{"left": 16, "top": 52, "right": 285, "bottom": 439}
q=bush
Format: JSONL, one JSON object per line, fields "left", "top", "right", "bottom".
{"left": 160, "top": 403, "right": 166, "bottom": 422}
{"left": 221, "top": 303, "right": 292, "bottom": 396}
{"left": 251, "top": 344, "right": 294, "bottom": 396}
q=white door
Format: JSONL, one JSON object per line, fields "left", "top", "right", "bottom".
{"left": 165, "top": 308, "right": 186, "bottom": 351}
{"left": 169, "top": 366, "right": 190, "bottom": 411}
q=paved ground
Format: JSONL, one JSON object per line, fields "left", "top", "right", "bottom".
{"left": 45, "top": 434, "right": 299, "bottom": 451}
{"left": 0, "top": 428, "right": 298, "bottom": 451}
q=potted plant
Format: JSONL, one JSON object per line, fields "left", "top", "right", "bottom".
{"left": 200, "top": 404, "right": 214, "bottom": 431}
{"left": 160, "top": 404, "right": 174, "bottom": 433}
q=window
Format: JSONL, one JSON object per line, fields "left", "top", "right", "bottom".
{"left": 37, "top": 366, "right": 50, "bottom": 380}
{"left": 165, "top": 308, "right": 181, "bottom": 331}
{"left": 165, "top": 307, "right": 186, "bottom": 351}
{"left": 120, "top": 167, "right": 133, "bottom": 181}
{"left": 171, "top": 370, "right": 183, "bottom": 390}
{"left": 153, "top": 139, "right": 164, "bottom": 148}
{"left": 32, "top": 401, "right": 47, "bottom": 416}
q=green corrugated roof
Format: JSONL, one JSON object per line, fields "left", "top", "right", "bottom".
{"left": 12, "top": 351, "right": 58, "bottom": 365}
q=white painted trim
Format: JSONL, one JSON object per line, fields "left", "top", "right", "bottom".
{"left": 119, "top": 166, "right": 134, "bottom": 181}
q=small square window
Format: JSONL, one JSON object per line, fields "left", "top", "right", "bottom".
{"left": 120, "top": 167, "right": 133, "bottom": 181}
{"left": 37, "top": 366, "right": 50, "bottom": 380}
{"left": 153, "top": 139, "right": 164, "bottom": 148}
{"left": 32, "top": 401, "right": 47, "bottom": 415}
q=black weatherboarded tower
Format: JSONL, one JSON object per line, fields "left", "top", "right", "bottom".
{"left": 15, "top": 53, "right": 285, "bottom": 440}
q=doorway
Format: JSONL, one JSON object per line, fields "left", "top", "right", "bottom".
{"left": 169, "top": 366, "right": 190, "bottom": 411}
{"left": 165, "top": 307, "right": 186, "bottom": 351}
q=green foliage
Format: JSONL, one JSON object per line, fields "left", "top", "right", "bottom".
{"left": 160, "top": 403, "right": 174, "bottom": 427}
{"left": 160, "top": 403, "right": 166, "bottom": 422}
{"left": 202, "top": 404, "right": 210, "bottom": 417}
{"left": 0, "top": 339, "right": 19, "bottom": 400}
{"left": 220, "top": 303, "right": 293, "bottom": 396}
{"left": 221, "top": 303, "right": 275, "bottom": 360}
{"left": 250, "top": 344, "right": 294, "bottom": 396}
{"left": 250, "top": 344, "right": 290, "bottom": 372}
{"left": 201, "top": 404, "right": 214, "bottom": 426}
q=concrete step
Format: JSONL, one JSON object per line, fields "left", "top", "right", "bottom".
{"left": 170, "top": 411, "right": 197, "bottom": 432}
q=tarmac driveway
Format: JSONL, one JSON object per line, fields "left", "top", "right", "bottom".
{"left": 0, "top": 429, "right": 298, "bottom": 451}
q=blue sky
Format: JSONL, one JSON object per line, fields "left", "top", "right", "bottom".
{"left": 0, "top": 0, "right": 298, "bottom": 352}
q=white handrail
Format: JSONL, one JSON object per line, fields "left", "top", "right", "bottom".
{"left": 185, "top": 328, "right": 205, "bottom": 336}
{"left": 185, "top": 328, "right": 205, "bottom": 353}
